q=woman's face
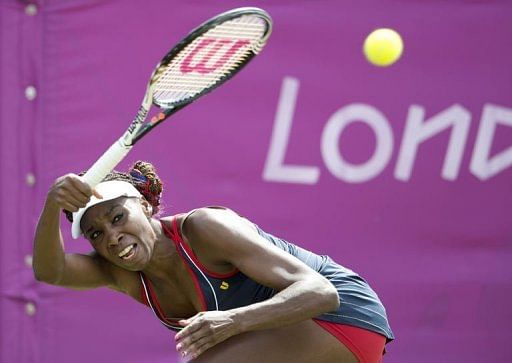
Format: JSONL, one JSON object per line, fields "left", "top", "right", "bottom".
{"left": 80, "top": 196, "right": 156, "bottom": 271}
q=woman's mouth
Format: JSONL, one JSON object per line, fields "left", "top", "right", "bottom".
{"left": 118, "top": 244, "right": 137, "bottom": 260}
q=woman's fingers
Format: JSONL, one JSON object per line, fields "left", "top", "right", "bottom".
{"left": 176, "top": 315, "right": 204, "bottom": 342}
{"left": 69, "top": 175, "right": 103, "bottom": 200}
{"left": 178, "top": 334, "right": 211, "bottom": 360}
{"left": 175, "top": 311, "right": 237, "bottom": 359}
{"left": 91, "top": 187, "right": 103, "bottom": 199}
{"left": 176, "top": 315, "right": 208, "bottom": 355}
{"left": 60, "top": 201, "right": 81, "bottom": 213}
{"left": 63, "top": 184, "right": 90, "bottom": 203}
{"left": 176, "top": 327, "right": 212, "bottom": 359}
{"left": 69, "top": 176, "right": 93, "bottom": 198}
{"left": 49, "top": 174, "right": 97, "bottom": 211}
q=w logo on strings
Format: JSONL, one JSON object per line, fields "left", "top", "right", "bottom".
{"left": 180, "top": 38, "right": 250, "bottom": 74}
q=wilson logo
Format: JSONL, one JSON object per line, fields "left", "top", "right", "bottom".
{"left": 180, "top": 38, "right": 250, "bottom": 75}
{"left": 128, "top": 106, "right": 148, "bottom": 134}
{"left": 220, "top": 281, "right": 229, "bottom": 290}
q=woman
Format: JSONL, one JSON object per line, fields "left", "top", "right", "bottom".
{"left": 33, "top": 161, "right": 394, "bottom": 363}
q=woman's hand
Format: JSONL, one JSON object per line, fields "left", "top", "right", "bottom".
{"left": 47, "top": 174, "right": 101, "bottom": 212}
{"left": 175, "top": 310, "right": 241, "bottom": 360}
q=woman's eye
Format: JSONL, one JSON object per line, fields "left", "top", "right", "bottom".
{"left": 91, "top": 231, "right": 101, "bottom": 240}
{"left": 113, "top": 213, "right": 123, "bottom": 223}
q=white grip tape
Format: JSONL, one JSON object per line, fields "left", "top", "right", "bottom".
{"left": 82, "top": 140, "right": 132, "bottom": 187}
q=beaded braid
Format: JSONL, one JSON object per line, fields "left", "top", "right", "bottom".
{"left": 129, "top": 161, "right": 163, "bottom": 213}
{"left": 63, "top": 161, "right": 163, "bottom": 223}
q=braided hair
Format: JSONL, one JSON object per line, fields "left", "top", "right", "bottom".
{"left": 64, "top": 161, "right": 164, "bottom": 223}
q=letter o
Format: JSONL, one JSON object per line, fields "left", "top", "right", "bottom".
{"left": 321, "top": 104, "right": 393, "bottom": 183}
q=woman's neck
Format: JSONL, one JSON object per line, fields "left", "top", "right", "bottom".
{"left": 141, "top": 218, "right": 180, "bottom": 281}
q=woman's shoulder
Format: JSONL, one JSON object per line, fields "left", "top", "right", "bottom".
{"left": 160, "top": 206, "right": 241, "bottom": 232}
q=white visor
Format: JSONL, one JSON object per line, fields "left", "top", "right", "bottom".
{"left": 71, "top": 180, "right": 142, "bottom": 239}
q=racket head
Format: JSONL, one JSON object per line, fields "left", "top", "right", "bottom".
{"left": 148, "top": 7, "right": 272, "bottom": 110}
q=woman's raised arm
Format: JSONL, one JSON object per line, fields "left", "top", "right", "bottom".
{"left": 33, "top": 174, "right": 116, "bottom": 290}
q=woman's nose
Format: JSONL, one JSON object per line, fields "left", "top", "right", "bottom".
{"left": 107, "top": 231, "right": 123, "bottom": 247}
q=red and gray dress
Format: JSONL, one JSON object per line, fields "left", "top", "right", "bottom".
{"left": 140, "top": 215, "right": 394, "bottom": 343}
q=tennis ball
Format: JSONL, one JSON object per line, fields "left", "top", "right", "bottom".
{"left": 363, "top": 28, "right": 403, "bottom": 67}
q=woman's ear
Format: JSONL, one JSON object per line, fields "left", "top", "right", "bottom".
{"left": 140, "top": 197, "right": 153, "bottom": 217}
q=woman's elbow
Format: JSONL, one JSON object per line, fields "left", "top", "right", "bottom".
{"left": 33, "top": 266, "right": 61, "bottom": 285}
{"left": 318, "top": 279, "right": 340, "bottom": 312}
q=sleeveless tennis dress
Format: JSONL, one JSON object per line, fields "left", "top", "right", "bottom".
{"left": 140, "top": 214, "right": 394, "bottom": 343}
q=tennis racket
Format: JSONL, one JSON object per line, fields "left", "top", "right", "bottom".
{"left": 82, "top": 7, "right": 272, "bottom": 187}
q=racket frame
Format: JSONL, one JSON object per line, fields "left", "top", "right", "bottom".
{"left": 81, "top": 7, "right": 272, "bottom": 187}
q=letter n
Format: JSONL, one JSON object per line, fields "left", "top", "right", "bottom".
{"left": 470, "top": 103, "right": 512, "bottom": 180}
{"left": 395, "top": 104, "right": 471, "bottom": 181}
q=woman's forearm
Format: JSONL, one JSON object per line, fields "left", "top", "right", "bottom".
{"left": 32, "top": 198, "right": 67, "bottom": 283}
{"left": 230, "top": 278, "right": 339, "bottom": 334}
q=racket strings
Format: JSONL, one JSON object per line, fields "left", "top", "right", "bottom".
{"left": 152, "top": 14, "right": 268, "bottom": 106}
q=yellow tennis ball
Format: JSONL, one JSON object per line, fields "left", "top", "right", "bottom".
{"left": 363, "top": 28, "right": 404, "bottom": 67}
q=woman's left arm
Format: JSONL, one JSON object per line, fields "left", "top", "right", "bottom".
{"left": 175, "top": 208, "right": 340, "bottom": 358}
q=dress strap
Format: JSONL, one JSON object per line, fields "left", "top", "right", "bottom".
{"left": 160, "top": 216, "right": 209, "bottom": 311}
{"left": 165, "top": 212, "right": 239, "bottom": 279}
{"left": 139, "top": 272, "right": 182, "bottom": 332}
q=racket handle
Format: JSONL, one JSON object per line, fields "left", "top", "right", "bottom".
{"left": 82, "top": 140, "right": 132, "bottom": 187}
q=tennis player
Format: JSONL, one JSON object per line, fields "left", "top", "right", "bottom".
{"left": 33, "top": 161, "right": 394, "bottom": 363}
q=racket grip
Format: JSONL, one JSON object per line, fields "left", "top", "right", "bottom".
{"left": 82, "top": 140, "right": 132, "bottom": 187}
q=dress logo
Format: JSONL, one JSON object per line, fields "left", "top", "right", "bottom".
{"left": 220, "top": 281, "right": 229, "bottom": 290}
